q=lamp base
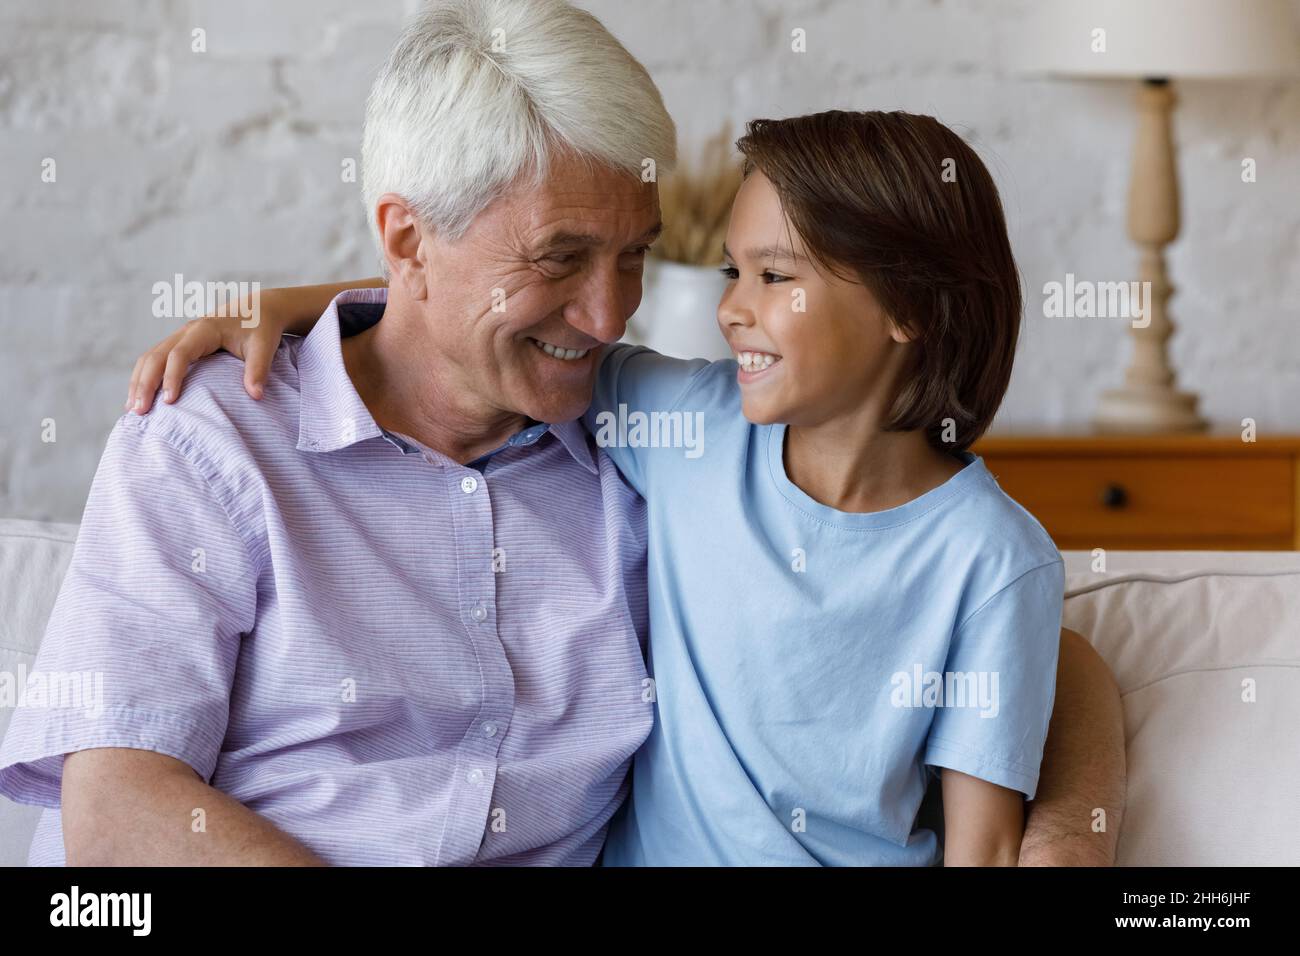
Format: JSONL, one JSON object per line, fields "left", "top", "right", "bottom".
{"left": 1092, "top": 385, "right": 1207, "bottom": 433}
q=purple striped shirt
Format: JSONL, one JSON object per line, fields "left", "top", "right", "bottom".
{"left": 0, "top": 288, "right": 653, "bottom": 866}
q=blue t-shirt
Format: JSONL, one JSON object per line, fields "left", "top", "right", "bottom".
{"left": 586, "top": 345, "right": 1064, "bottom": 866}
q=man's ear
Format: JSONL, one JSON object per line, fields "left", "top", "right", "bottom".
{"left": 375, "top": 194, "right": 430, "bottom": 301}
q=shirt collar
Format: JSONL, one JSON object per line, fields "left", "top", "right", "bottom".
{"left": 296, "top": 288, "right": 388, "bottom": 454}
{"left": 541, "top": 419, "right": 599, "bottom": 475}
{"left": 296, "top": 287, "right": 598, "bottom": 475}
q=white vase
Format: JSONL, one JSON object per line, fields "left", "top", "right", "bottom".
{"left": 625, "top": 258, "right": 732, "bottom": 360}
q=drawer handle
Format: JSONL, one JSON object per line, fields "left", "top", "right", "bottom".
{"left": 1100, "top": 483, "right": 1128, "bottom": 510}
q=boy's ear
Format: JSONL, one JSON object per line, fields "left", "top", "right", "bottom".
{"left": 376, "top": 193, "right": 430, "bottom": 301}
{"left": 887, "top": 317, "right": 916, "bottom": 345}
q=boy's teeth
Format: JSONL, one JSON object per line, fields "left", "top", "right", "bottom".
{"left": 531, "top": 338, "right": 590, "bottom": 361}
{"left": 737, "top": 351, "right": 780, "bottom": 372}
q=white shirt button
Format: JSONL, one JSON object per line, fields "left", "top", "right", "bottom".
{"left": 482, "top": 721, "right": 498, "bottom": 738}
{"left": 470, "top": 603, "right": 488, "bottom": 623}
{"left": 460, "top": 476, "right": 479, "bottom": 494}
{"left": 466, "top": 768, "right": 484, "bottom": 785}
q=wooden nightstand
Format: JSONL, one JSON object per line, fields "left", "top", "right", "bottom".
{"left": 971, "top": 432, "right": 1300, "bottom": 551}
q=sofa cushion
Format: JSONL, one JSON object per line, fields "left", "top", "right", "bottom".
{"left": 0, "top": 520, "right": 78, "bottom": 866}
{"left": 1063, "top": 551, "right": 1300, "bottom": 866}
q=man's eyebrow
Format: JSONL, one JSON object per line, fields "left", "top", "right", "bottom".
{"left": 535, "top": 231, "right": 604, "bottom": 251}
{"left": 722, "top": 241, "right": 802, "bottom": 263}
{"left": 534, "top": 221, "right": 664, "bottom": 252}
{"left": 636, "top": 221, "right": 664, "bottom": 245}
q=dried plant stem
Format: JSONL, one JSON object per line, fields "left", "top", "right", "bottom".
{"left": 654, "top": 126, "right": 742, "bottom": 267}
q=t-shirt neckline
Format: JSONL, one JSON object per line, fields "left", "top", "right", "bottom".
{"left": 764, "top": 422, "right": 989, "bottom": 531}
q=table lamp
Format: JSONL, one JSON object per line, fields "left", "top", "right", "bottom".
{"left": 1018, "top": 0, "right": 1299, "bottom": 432}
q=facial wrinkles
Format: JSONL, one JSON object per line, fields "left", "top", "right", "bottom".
{"left": 519, "top": 197, "right": 656, "bottom": 326}
{"left": 419, "top": 163, "right": 657, "bottom": 399}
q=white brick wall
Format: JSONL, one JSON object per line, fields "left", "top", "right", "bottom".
{"left": 2, "top": 0, "right": 1297, "bottom": 521}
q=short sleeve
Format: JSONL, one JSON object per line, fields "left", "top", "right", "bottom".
{"left": 584, "top": 344, "right": 711, "bottom": 494}
{"left": 0, "top": 416, "right": 258, "bottom": 807}
{"left": 923, "top": 560, "right": 1064, "bottom": 799}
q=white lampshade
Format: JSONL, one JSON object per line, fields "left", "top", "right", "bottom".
{"left": 1017, "top": 0, "right": 1300, "bottom": 78}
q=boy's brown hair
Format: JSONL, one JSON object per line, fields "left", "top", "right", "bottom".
{"left": 735, "top": 111, "right": 1021, "bottom": 452}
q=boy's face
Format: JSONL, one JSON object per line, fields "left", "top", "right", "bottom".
{"left": 716, "top": 171, "right": 913, "bottom": 429}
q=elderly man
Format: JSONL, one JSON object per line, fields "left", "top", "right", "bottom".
{"left": 0, "top": 0, "right": 1123, "bottom": 866}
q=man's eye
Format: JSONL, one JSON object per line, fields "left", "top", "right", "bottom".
{"left": 545, "top": 254, "right": 577, "bottom": 266}
{"left": 618, "top": 247, "right": 650, "bottom": 271}
{"left": 719, "top": 265, "right": 739, "bottom": 280}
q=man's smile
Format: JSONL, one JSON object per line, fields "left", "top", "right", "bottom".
{"left": 528, "top": 336, "right": 593, "bottom": 361}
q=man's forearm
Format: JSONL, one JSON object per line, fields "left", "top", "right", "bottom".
{"left": 62, "top": 748, "right": 326, "bottom": 866}
{"left": 1019, "top": 628, "right": 1127, "bottom": 866}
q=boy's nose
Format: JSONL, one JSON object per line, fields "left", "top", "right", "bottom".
{"left": 718, "top": 288, "right": 755, "bottom": 331}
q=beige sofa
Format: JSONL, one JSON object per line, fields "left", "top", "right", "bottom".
{"left": 1, "top": 518, "right": 1297, "bottom": 866}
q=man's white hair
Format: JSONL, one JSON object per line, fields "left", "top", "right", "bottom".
{"left": 361, "top": 0, "right": 677, "bottom": 266}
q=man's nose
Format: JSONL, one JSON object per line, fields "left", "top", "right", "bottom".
{"left": 565, "top": 268, "right": 629, "bottom": 344}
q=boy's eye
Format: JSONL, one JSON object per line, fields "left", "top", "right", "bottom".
{"left": 718, "top": 265, "right": 792, "bottom": 284}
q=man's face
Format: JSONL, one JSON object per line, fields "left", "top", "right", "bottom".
{"left": 415, "top": 154, "right": 662, "bottom": 424}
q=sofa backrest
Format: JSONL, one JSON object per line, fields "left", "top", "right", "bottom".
{"left": 1063, "top": 550, "right": 1300, "bottom": 866}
